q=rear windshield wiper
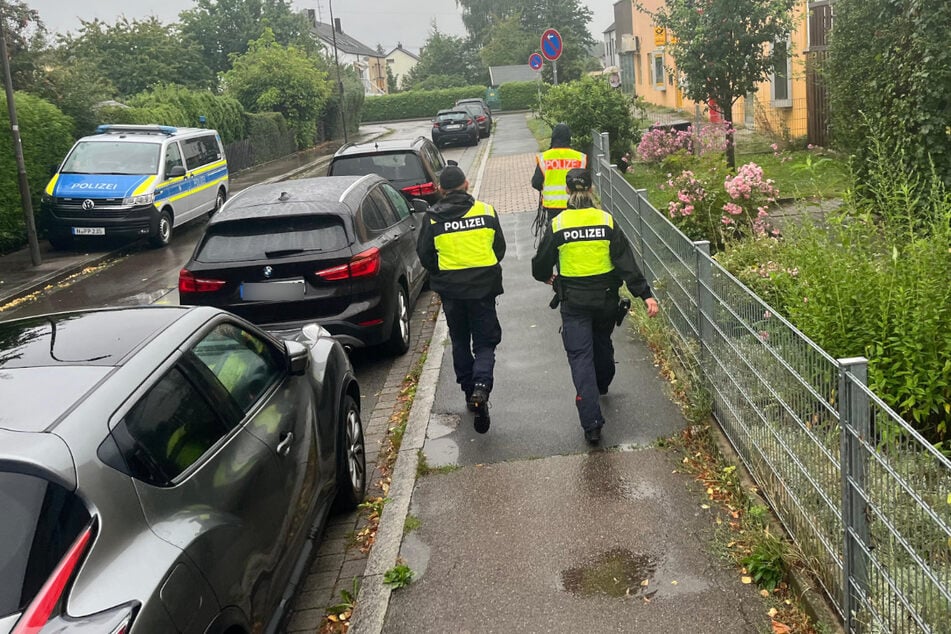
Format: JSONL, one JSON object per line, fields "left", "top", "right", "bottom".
{"left": 264, "top": 248, "right": 324, "bottom": 258}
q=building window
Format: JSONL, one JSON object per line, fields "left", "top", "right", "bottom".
{"left": 651, "top": 52, "right": 666, "bottom": 91}
{"left": 771, "top": 39, "right": 792, "bottom": 108}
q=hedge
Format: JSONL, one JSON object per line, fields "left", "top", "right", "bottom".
{"left": 361, "top": 85, "right": 487, "bottom": 122}
{"left": 96, "top": 85, "right": 247, "bottom": 144}
{"left": 0, "top": 93, "right": 75, "bottom": 253}
{"left": 245, "top": 112, "right": 296, "bottom": 164}
{"left": 498, "top": 81, "right": 550, "bottom": 111}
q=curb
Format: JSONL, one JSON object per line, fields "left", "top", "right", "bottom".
{"left": 349, "top": 310, "right": 448, "bottom": 633}
{"left": 470, "top": 134, "right": 494, "bottom": 200}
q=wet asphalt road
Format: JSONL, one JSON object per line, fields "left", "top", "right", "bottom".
{"left": 3, "top": 119, "right": 486, "bottom": 413}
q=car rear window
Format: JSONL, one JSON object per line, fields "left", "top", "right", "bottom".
{"left": 437, "top": 111, "right": 468, "bottom": 122}
{"left": 331, "top": 153, "right": 427, "bottom": 185}
{"left": 0, "top": 471, "right": 91, "bottom": 618}
{"left": 196, "top": 216, "right": 350, "bottom": 263}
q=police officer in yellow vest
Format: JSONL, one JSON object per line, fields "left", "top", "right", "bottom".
{"left": 532, "top": 168, "right": 659, "bottom": 444}
{"left": 531, "top": 123, "right": 587, "bottom": 230}
{"left": 417, "top": 165, "right": 506, "bottom": 433}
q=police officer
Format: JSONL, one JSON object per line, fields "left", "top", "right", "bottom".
{"left": 531, "top": 123, "right": 587, "bottom": 232}
{"left": 417, "top": 165, "right": 506, "bottom": 433}
{"left": 531, "top": 168, "right": 659, "bottom": 444}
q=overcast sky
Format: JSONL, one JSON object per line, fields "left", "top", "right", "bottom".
{"left": 27, "top": 0, "right": 616, "bottom": 54}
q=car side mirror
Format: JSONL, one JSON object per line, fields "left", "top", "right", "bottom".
{"left": 167, "top": 165, "right": 186, "bottom": 178}
{"left": 410, "top": 198, "right": 430, "bottom": 214}
{"left": 285, "top": 340, "right": 310, "bottom": 375}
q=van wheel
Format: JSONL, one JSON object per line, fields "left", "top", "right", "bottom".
{"left": 383, "top": 285, "right": 411, "bottom": 356}
{"left": 210, "top": 188, "right": 227, "bottom": 217}
{"left": 150, "top": 210, "right": 173, "bottom": 248}
{"left": 48, "top": 233, "right": 73, "bottom": 250}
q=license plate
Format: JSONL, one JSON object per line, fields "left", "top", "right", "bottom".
{"left": 72, "top": 227, "right": 105, "bottom": 236}
{"left": 446, "top": 124, "right": 463, "bottom": 130}
{"left": 240, "top": 279, "right": 306, "bottom": 301}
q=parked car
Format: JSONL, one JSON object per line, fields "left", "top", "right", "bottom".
{"left": 455, "top": 97, "right": 493, "bottom": 123}
{"left": 431, "top": 109, "right": 479, "bottom": 148}
{"left": 179, "top": 175, "right": 428, "bottom": 355}
{"left": 327, "top": 137, "right": 447, "bottom": 205}
{"left": 455, "top": 101, "right": 492, "bottom": 138}
{"left": 41, "top": 124, "right": 229, "bottom": 250}
{"left": 0, "top": 305, "right": 365, "bottom": 634}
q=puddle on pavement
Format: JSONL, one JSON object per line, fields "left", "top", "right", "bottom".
{"left": 561, "top": 548, "right": 656, "bottom": 598}
{"left": 423, "top": 413, "right": 460, "bottom": 467}
{"left": 399, "top": 532, "right": 430, "bottom": 579}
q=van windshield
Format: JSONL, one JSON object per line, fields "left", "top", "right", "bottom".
{"left": 61, "top": 141, "right": 161, "bottom": 175}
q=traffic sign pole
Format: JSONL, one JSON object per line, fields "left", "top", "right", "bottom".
{"left": 553, "top": 60, "right": 558, "bottom": 85}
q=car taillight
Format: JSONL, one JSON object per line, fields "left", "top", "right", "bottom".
{"left": 477, "top": 115, "right": 486, "bottom": 122}
{"left": 432, "top": 121, "right": 439, "bottom": 128}
{"left": 13, "top": 523, "right": 95, "bottom": 634}
{"left": 467, "top": 119, "right": 474, "bottom": 125}
{"left": 316, "top": 247, "right": 381, "bottom": 281}
{"left": 401, "top": 182, "right": 437, "bottom": 197}
{"left": 179, "top": 269, "right": 227, "bottom": 293}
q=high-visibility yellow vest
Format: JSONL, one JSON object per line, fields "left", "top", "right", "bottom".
{"left": 537, "top": 148, "right": 587, "bottom": 209}
{"left": 552, "top": 207, "right": 614, "bottom": 277}
{"left": 432, "top": 201, "right": 498, "bottom": 270}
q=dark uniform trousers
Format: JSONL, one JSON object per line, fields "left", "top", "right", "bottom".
{"left": 560, "top": 301, "right": 616, "bottom": 430}
{"left": 442, "top": 296, "right": 502, "bottom": 394}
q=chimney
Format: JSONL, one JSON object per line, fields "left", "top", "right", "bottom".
{"left": 334, "top": 18, "right": 342, "bottom": 33}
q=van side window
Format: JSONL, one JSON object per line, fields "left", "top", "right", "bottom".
{"left": 182, "top": 136, "right": 221, "bottom": 170}
{"left": 165, "top": 142, "right": 183, "bottom": 178}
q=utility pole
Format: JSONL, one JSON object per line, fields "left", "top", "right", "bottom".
{"left": 328, "top": 0, "right": 348, "bottom": 143}
{"left": 0, "top": 3, "right": 41, "bottom": 266}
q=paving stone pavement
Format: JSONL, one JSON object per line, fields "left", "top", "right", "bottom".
{"left": 284, "top": 292, "right": 439, "bottom": 633}
{"left": 479, "top": 152, "right": 541, "bottom": 214}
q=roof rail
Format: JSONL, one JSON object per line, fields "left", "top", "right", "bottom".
{"left": 95, "top": 124, "right": 179, "bottom": 136}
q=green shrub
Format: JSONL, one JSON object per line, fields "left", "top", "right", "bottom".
{"left": 539, "top": 76, "right": 639, "bottom": 159}
{"left": 360, "top": 85, "right": 487, "bottom": 122}
{"left": 0, "top": 92, "right": 74, "bottom": 253}
{"left": 246, "top": 112, "right": 295, "bottom": 164}
{"left": 323, "top": 73, "right": 364, "bottom": 140}
{"left": 498, "top": 81, "right": 549, "bottom": 111}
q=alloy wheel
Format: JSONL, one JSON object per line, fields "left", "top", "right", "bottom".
{"left": 346, "top": 406, "right": 365, "bottom": 493}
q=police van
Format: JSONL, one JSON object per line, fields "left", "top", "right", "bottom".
{"left": 42, "top": 124, "right": 229, "bottom": 249}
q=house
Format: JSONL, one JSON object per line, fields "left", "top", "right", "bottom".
{"left": 603, "top": 22, "right": 618, "bottom": 71}
{"left": 619, "top": 0, "right": 825, "bottom": 144}
{"left": 385, "top": 43, "right": 419, "bottom": 91}
{"left": 488, "top": 65, "right": 541, "bottom": 87}
{"left": 310, "top": 16, "right": 387, "bottom": 96}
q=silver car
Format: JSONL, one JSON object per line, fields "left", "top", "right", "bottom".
{"left": 0, "top": 306, "right": 366, "bottom": 634}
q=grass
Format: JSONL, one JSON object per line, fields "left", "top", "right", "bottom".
{"left": 403, "top": 514, "right": 422, "bottom": 534}
{"left": 526, "top": 115, "right": 552, "bottom": 152}
{"left": 416, "top": 449, "right": 461, "bottom": 477}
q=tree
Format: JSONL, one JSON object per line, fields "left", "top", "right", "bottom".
{"left": 386, "top": 65, "right": 399, "bottom": 93}
{"left": 28, "top": 52, "right": 115, "bottom": 135}
{"left": 539, "top": 76, "right": 639, "bottom": 160}
{"left": 58, "top": 17, "right": 214, "bottom": 96}
{"left": 456, "top": 0, "right": 595, "bottom": 82}
{"left": 826, "top": 0, "right": 951, "bottom": 187}
{"left": 179, "top": 0, "right": 315, "bottom": 76}
{"left": 0, "top": 0, "right": 46, "bottom": 90}
{"left": 402, "top": 24, "right": 484, "bottom": 90}
{"left": 479, "top": 14, "right": 535, "bottom": 68}
{"left": 647, "top": 0, "right": 795, "bottom": 167}
{"left": 223, "top": 29, "right": 332, "bottom": 147}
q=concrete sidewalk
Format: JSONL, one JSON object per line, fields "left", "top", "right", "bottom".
{"left": 351, "top": 114, "right": 772, "bottom": 633}
{"left": 0, "top": 125, "right": 388, "bottom": 309}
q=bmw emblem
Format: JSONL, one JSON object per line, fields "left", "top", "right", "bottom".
{"left": 263, "top": 266, "right": 273, "bottom": 278}
{"left": 82, "top": 199, "right": 95, "bottom": 210}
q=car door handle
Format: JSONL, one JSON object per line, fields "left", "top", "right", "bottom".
{"left": 277, "top": 432, "right": 294, "bottom": 457}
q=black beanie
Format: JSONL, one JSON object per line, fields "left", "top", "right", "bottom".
{"left": 439, "top": 165, "right": 466, "bottom": 190}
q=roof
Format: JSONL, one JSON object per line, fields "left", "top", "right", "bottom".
{"left": 210, "top": 175, "right": 380, "bottom": 224}
{"left": 603, "top": 22, "right": 616, "bottom": 33}
{"left": 312, "top": 22, "right": 381, "bottom": 58}
{"left": 488, "top": 65, "right": 542, "bottom": 86}
{"left": 386, "top": 45, "right": 419, "bottom": 61}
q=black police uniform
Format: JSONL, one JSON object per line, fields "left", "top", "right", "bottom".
{"left": 417, "top": 183, "right": 506, "bottom": 431}
{"left": 531, "top": 180, "right": 653, "bottom": 439}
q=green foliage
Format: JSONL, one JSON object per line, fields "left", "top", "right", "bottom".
{"left": 741, "top": 530, "right": 787, "bottom": 591}
{"left": 57, "top": 17, "right": 214, "bottom": 96}
{"left": 360, "top": 86, "right": 487, "bottom": 122}
{"left": 0, "top": 93, "right": 74, "bottom": 253}
{"left": 826, "top": 0, "right": 951, "bottom": 188}
{"left": 402, "top": 26, "right": 485, "bottom": 90}
{"left": 539, "top": 76, "right": 638, "bottom": 159}
{"left": 457, "top": 0, "right": 596, "bottom": 83}
{"left": 325, "top": 577, "right": 359, "bottom": 618}
{"left": 479, "top": 13, "right": 535, "bottom": 68}
{"left": 28, "top": 54, "right": 115, "bottom": 137}
{"left": 382, "top": 564, "right": 414, "bottom": 589}
{"left": 498, "top": 81, "right": 549, "bottom": 111}
{"left": 2, "top": 0, "right": 47, "bottom": 91}
{"left": 323, "top": 71, "right": 365, "bottom": 140}
{"left": 125, "top": 85, "right": 247, "bottom": 143}
{"left": 223, "top": 29, "right": 332, "bottom": 148}
{"left": 245, "top": 112, "right": 296, "bottom": 163}
{"left": 179, "top": 0, "right": 316, "bottom": 76}
{"left": 647, "top": 0, "right": 796, "bottom": 166}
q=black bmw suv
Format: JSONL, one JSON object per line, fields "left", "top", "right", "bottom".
{"left": 326, "top": 137, "right": 447, "bottom": 205}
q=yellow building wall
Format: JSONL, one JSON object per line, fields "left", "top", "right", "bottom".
{"left": 627, "top": 0, "right": 810, "bottom": 139}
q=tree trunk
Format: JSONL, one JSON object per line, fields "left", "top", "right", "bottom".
{"left": 723, "top": 100, "right": 736, "bottom": 169}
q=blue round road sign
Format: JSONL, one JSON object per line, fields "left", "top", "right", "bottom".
{"left": 528, "top": 52, "right": 544, "bottom": 71}
{"left": 541, "top": 28, "right": 563, "bottom": 61}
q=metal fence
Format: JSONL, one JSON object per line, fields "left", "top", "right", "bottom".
{"left": 591, "top": 130, "right": 951, "bottom": 632}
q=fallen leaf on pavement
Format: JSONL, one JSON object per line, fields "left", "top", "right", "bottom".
{"left": 742, "top": 576, "right": 753, "bottom": 584}
{"left": 771, "top": 621, "right": 791, "bottom": 634}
